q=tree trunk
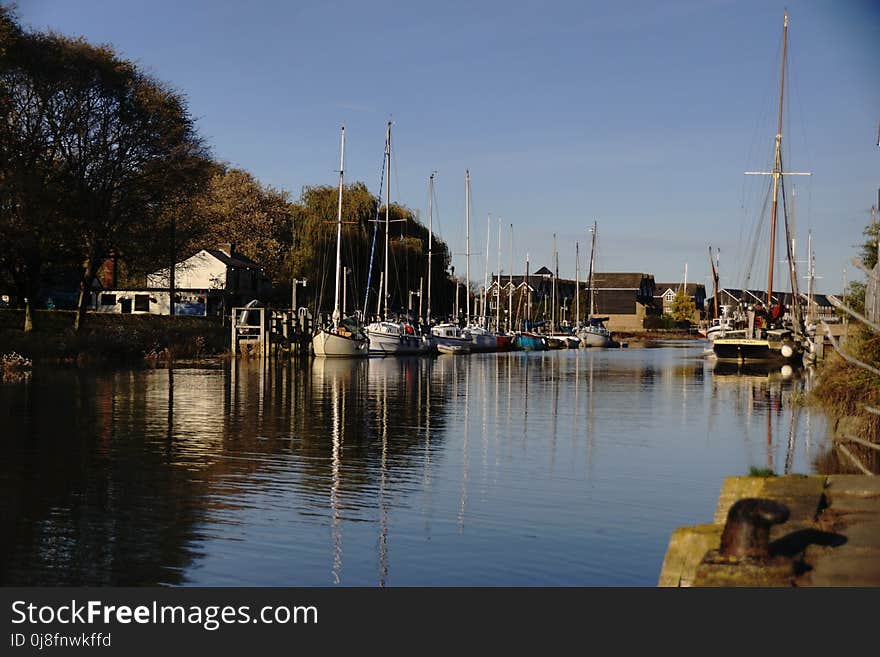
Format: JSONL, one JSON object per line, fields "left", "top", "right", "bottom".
{"left": 24, "top": 299, "right": 34, "bottom": 333}
{"left": 73, "top": 257, "right": 98, "bottom": 333}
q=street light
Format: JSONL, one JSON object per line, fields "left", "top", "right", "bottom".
{"left": 292, "top": 278, "right": 307, "bottom": 312}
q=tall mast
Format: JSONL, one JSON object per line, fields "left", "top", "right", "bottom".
{"left": 575, "top": 241, "right": 580, "bottom": 326}
{"left": 383, "top": 121, "right": 391, "bottom": 321}
{"left": 806, "top": 230, "right": 814, "bottom": 324}
{"left": 744, "top": 11, "right": 810, "bottom": 308}
{"left": 427, "top": 172, "right": 434, "bottom": 325}
{"left": 587, "top": 222, "right": 596, "bottom": 318}
{"left": 465, "top": 170, "right": 471, "bottom": 326}
{"left": 332, "top": 125, "right": 345, "bottom": 324}
{"left": 552, "top": 233, "right": 557, "bottom": 331}
{"left": 508, "top": 224, "right": 513, "bottom": 333}
{"left": 496, "top": 217, "right": 502, "bottom": 332}
{"left": 766, "top": 11, "right": 788, "bottom": 306}
{"left": 484, "top": 214, "right": 491, "bottom": 329}
{"left": 709, "top": 245, "right": 719, "bottom": 320}
{"left": 525, "top": 252, "right": 531, "bottom": 328}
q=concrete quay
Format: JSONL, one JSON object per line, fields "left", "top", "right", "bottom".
{"left": 659, "top": 474, "right": 880, "bottom": 586}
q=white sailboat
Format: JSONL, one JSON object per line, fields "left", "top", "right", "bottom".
{"left": 462, "top": 172, "right": 497, "bottom": 353}
{"left": 578, "top": 221, "right": 617, "bottom": 347}
{"left": 365, "top": 121, "right": 429, "bottom": 355}
{"left": 313, "top": 126, "right": 370, "bottom": 358}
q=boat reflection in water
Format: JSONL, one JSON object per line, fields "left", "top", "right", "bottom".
{"left": 0, "top": 344, "right": 836, "bottom": 586}
{"left": 710, "top": 359, "right": 818, "bottom": 475}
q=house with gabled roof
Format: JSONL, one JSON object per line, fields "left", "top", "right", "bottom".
{"left": 484, "top": 269, "right": 658, "bottom": 332}
{"left": 93, "top": 243, "right": 270, "bottom": 316}
{"left": 654, "top": 282, "right": 706, "bottom": 320}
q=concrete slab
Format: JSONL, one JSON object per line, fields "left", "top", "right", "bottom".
{"left": 826, "top": 475, "right": 880, "bottom": 499}
{"left": 799, "top": 546, "right": 880, "bottom": 586}
{"left": 658, "top": 524, "right": 723, "bottom": 587}
{"left": 714, "top": 475, "right": 825, "bottom": 525}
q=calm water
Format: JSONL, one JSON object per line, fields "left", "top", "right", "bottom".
{"left": 0, "top": 344, "right": 830, "bottom": 586}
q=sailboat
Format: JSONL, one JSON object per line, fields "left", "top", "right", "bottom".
{"left": 365, "top": 122, "right": 429, "bottom": 356}
{"left": 543, "top": 233, "right": 582, "bottom": 348}
{"left": 713, "top": 11, "right": 808, "bottom": 364}
{"left": 313, "top": 126, "right": 370, "bottom": 358}
{"left": 577, "top": 221, "right": 618, "bottom": 347}
{"left": 461, "top": 172, "right": 496, "bottom": 353}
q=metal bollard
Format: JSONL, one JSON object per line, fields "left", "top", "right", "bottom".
{"left": 719, "top": 498, "right": 790, "bottom": 560}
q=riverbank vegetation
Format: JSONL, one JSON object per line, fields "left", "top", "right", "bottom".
{"left": 0, "top": 309, "right": 227, "bottom": 365}
{"left": 811, "top": 219, "right": 880, "bottom": 456}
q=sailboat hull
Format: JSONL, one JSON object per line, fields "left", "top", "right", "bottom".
{"left": 313, "top": 330, "right": 369, "bottom": 358}
{"left": 366, "top": 329, "right": 427, "bottom": 355}
{"left": 712, "top": 337, "right": 800, "bottom": 363}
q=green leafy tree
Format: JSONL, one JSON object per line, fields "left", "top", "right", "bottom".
{"left": 670, "top": 289, "right": 697, "bottom": 323}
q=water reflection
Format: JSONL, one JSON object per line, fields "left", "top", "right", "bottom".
{"left": 0, "top": 347, "right": 834, "bottom": 586}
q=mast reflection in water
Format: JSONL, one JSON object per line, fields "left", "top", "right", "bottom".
{"left": 0, "top": 345, "right": 831, "bottom": 586}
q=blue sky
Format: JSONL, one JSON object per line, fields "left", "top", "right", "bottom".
{"left": 13, "top": 0, "right": 880, "bottom": 294}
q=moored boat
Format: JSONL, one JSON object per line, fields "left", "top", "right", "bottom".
{"left": 514, "top": 332, "right": 548, "bottom": 351}
{"left": 314, "top": 126, "right": 370, "bottom": 359}
{"left": 431, "top": 323, "right": 472, "bottom": 354}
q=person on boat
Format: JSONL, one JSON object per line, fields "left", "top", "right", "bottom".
{"left": 770, "top": 301, "right": 784, "bottom": 327}
{"left": 752, "top": 301, "right": 769, "bottom": 337}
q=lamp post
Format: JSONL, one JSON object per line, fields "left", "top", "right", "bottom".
{"left": 292, "top": 278, "right": 307, "bottom": 312}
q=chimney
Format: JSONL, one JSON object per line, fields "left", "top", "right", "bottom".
{"left": 218, "top": 243, "right": 233, "bottom": 256}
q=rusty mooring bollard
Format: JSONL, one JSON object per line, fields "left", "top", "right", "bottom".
{"left": 719, "top": 498, "right": 790, "bottom": 560}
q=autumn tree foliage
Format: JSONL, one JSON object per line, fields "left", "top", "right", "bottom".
{"left": 0, "top": 7, "right": 211, "bottom": 330}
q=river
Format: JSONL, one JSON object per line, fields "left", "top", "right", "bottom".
{"left": 0, "top": 343, "right": 830, "bottom": 586}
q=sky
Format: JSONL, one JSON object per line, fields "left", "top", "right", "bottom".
{"left": 11, "top": 0, "right": 880, "bottom": 294}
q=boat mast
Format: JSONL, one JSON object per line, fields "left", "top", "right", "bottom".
{"left": 575, "top": 241, "right": 580, "bottom": 327}
{"left": 552, "top": 233, "right": 557, "bottom": 331}
{"left": 709, "top": 245, "right": 719, "bottom": 320}
{"left": 383, "top": 121, "right": 391, "bottom": 321}
{"left": 744, "top": 11, "right": 810, "bottom": 309}
{"left": 496, "top": 217, "right": 502, "bottom": 332}
{"left": 465, "top": 170, "right": 471, "bottom": 326}
{"left": 508, "top": 224, "right": 513, "bottom": 333}
{"left": 427, "top": 172, "right": 434, "bottom": 325}
{"left": 587, "top": 222, "right": 597, "bottom": 318}
{"left": 484, "top": 213, "right": 491, "bottom": 329}
{"left": 332, "top": 125, "right": 345, "bottom": 325}
{"left": 525, "top": 252, "right": 531, "bottom": 328}
{"left": 767, "top": 11, "right": 789, "bottom": 307}
{"left": 806, "top": 230, "right": 814, "bottom": 324}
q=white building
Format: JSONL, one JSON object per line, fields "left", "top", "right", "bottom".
{"left": 94, "top": 245, "right": 269, "bottom": 316}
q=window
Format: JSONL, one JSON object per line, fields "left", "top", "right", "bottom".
{"left": 134, "top": 294, "right": 150, "bottom": 312}
{"left": 100, "top": 293, "right": 116, "bottom": 306}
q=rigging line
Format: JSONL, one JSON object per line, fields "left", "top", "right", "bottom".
{"left": 363, "top": 150, "right": 387, "bottom": 317}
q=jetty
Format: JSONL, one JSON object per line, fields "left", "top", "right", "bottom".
{"left": 659, "top": 474, "right": 880, "bottom": 586}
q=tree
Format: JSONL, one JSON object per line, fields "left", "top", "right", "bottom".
{"left": 0, "top": 7, "right": 79, "bottom": 330}
{"left": 0, "top": 12, "right": 210, "bottom": 331}
{"left": 194, "top": 167, "right": 294, "bottom": 301}
{"left": 670, "top": 289, "right": 697, "bottom": 324}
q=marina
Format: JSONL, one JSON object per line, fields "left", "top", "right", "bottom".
{"left": 1, "top": 1, "right": 877, "bottom": 600}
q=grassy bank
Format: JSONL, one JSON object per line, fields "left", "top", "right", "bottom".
{"left": 811, "top": 326, "right": 880, "bottom": 440}
{"left": 0, "top": 309, "right": 229, "bottom": 366}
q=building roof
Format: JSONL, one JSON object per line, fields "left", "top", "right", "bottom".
{"left": 590, "top": 273, "right": 653, "bottom": 289}
{"left": 533, "top": 266, "right": 553, "bottom": 276}
{"left": 203, "top": 249, "right": 262, "bottom": 270}
{"left": 707, "top": 288, "right": 833, "bottom": 308}
{"left": 655, "top": 283, "right": 706, "bottom": 296}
